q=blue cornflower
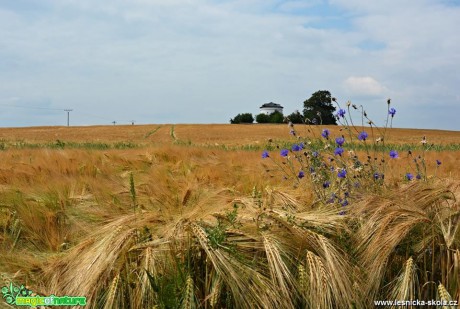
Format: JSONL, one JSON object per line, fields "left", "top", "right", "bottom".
{"left": 299, "top": 142, "right": 305, "bottom": 149}
{"left": 334, "top": 147, "right": 344, "bottom": 156}
{"left": 321, "top": 129, "right": 330, "bottom": 139}
{"left": 374, "top": 172, "right": 380, "bottom": 180}
{"left": 309, "top": 167, "right": 315, "bottom": 173}
{"left": 339, "top": 210, "right": 346, "bottom": 215}
{"left": 323, "top": 181, "right": 330, "bottom": 188}
{"left": 292, "top": 144, "right": 302, "bottom": 152}
{"left": 262, "top": 150, "right": 269, "bottom": 159}
{"left": 280, "top": 149, "right": 289, "bottom": 157}
{"left": 358, "top": 131, "right": 368, "bottom": 141}
{"left": 336, "top": 109, "right": 346, "bottom": 118}
{"left": 416, "top": 174, "right": 422, "bottom": 180}
{"left": 389, "top": 150, "right": 398, "bottom": 159}
{"left": 312, "top": 151, "right": 319, "bottom": 158}
{"left": 388, "top": 108, "right": 396, "bottom": 117}
{"left": 290, "top": 129, "right": 296, "bottom": 136}
{"left": 406, "top": 173, "right": 414, "bottom": 181}
{"left": 335, "top": 137, "right": 345, "bottom": 146}
{"left": 341, "top": 199, "right": 349, "bottom": 207}
{"left": 436, "top": 160, "right": 441, "bottom": 166}
{"left": 298, "top": 171, "right": 305, "bottom": 179}
{"left": 311, "top": 118, "right": 317, "bottom": 124}
{"left": 338, "top": 169, "right": 347, "bottom": 178}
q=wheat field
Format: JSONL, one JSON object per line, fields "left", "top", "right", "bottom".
{"left": 0, "top": 124, "right": 459, "bottom": 308}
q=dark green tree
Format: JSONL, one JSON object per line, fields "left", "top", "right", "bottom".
{"left": 256, "top": 113, "right": 270, "bottom": 123}
{"left": 303, "top": 90, "right": 337, "bottom": 125}
{"left": 230, "top": 113, "right": 254, "bottom": 124}
{"left": 286, "top": 110, "right": 304, "bottom": 124}
{"left": 269, "top": 111, "right": 284, "bottom": 123}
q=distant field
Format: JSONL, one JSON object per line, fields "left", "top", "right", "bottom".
{"left": 1, "top": 124, "right": 459, "bottom": 179}
{"left": 0, "top": 124, "right": 459, "bottom": 145}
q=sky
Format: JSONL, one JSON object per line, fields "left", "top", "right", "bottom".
{"left": 0, "top": 0, "right": 459, "bottom": 130}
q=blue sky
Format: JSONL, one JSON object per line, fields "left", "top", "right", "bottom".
{"left": 0, "top": 0, "right": 459, "bottom": 130}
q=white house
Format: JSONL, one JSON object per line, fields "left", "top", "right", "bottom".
{"left": 259, "top": 102, "right": 283, "bottom": 115}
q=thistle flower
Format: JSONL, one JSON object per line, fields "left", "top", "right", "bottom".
{"left": 280, "top": 149, "right": 289, "bottom": 157}
{"left": 321, "top": 129, "right": 330, "bottom": 139}
{"left": 389, "top": 150, "right": 398, "bottom": 159}
{"left": 358, "top": 131, "right": 368, "bottom": 141}
{"left": 337, "top": 169, "right": 347, "bottom": 178}
{"left": 262, "top": 150, "right": 269, "bottom": 158}
{"left": 388, "top": 107, "right": 396, "bottom": 117}
{"left": 335, "top": 137, "right": 345, "bottom": 146}
{"left": 334, "top": 147, "right": 344, "bottom": 156}
{"left": 336, "top": 109, "right": 346, "bottom": 118}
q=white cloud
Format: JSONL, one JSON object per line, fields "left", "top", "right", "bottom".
{"left": 343, "top": 76, "right": 386, "bottom": 96}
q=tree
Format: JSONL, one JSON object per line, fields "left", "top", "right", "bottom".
{"left": 256, "top": 111, "right": 284, "bottom": 123}
{"left": 303, "top": 90, "right": 337, "bottom": 125}
{"left": 286, "top": 110, "right": 304, "bottom": 124}
{"left": 230, "top": 113, "right": 254, "bottom": 124}
{"left": 269, "top": 110, "right": 284, "bottom": 123}
{"left": 256, "top": 113, "right": 270, "bottom": 123}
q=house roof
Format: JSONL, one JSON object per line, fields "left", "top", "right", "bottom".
{"left": 259, "top": 102, "right": 283, "bottom": 109}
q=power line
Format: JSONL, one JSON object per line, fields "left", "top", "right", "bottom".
{"left": 0, "top": 102, "right": 139, "bottom": 126}
{"left": 0, "top": 102, "right": 63, "bottom": 111}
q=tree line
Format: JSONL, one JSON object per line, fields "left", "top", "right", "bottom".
{"left": 230, "top": 90, "right": 338, "bottom": 125}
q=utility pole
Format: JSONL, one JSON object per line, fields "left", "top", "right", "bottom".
{"left": 64, "top": 109, "right": 73, "bottom": 127}
{"left": 112, "top": 121, "right": 117, "bottom": 125}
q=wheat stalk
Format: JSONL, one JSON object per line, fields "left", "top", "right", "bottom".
{"left": 209, "top": 276, "right": 222, "bottom": 308}
{"left": 181, "top": 275, "right": 195, "bottom": 309}
{"left": 103, "top": 273, "right": 119, "bottom": 309}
